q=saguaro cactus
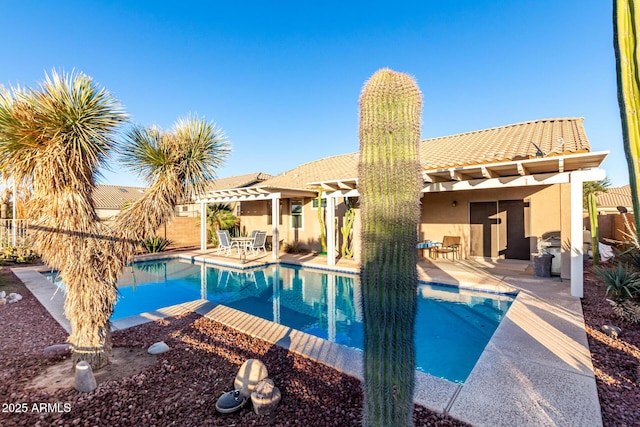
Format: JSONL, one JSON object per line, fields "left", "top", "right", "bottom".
{"left": 614, "top": 0, "right": 640, "bottom": 242}
{"left": 358, "top": 69, "right": 423, "bottom": 427}
{"left": 588, "top": 192, "right": 601, "bottom": 265}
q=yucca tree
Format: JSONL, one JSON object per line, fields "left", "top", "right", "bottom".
{"left": 0, "top": 71, "right": 230, "bottom": 369}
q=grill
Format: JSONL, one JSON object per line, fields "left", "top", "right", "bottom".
{"left": 538, "top": 232, "right": 561, "bottom": 276}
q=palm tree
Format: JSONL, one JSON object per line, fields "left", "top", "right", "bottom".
{"left": 206, "top": 203, "right": 238, "bottom": 245}
{"left": 0, "top": 71, "right": 229, "bottom": 369}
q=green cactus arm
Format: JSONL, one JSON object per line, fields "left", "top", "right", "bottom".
{"left": 588, "top": 192, "right": 600, "bottom": 265}
{"left": 614, "top": 0, "right": 640, "bottom": 239}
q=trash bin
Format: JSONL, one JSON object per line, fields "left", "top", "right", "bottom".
{"left": 533, "top": 253, "right": 554, "bottom": 277}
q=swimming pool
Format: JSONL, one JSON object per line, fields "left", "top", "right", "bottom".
{"left": 45, "top": 258, "right": 514, "bottom": 383}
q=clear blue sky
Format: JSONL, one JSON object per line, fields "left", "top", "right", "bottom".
{"left": 0, "top": 1, "right": 627, "bottom": 187}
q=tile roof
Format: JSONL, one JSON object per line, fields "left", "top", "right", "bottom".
{"left": 94, "top": 173, "right": 272, "bottom": 209}
{"left": 259, "top": 117, "right": 592, "bottom": 190}
{"left": 258, "top": 154, "right": 359, "bottom": 189}
{"left": 93, "top": 185, "right": 146, "bottom": 209}
{"left": 596, "top": 185, "right": 632, "bottom": 208}
{"left": 205, "top": 172, "right": 273, "bottom": 191}
{"left": 419, "top": 117, "right": 590, "bottom": 169}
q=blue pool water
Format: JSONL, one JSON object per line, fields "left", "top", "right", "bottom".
{"left": 45, "top": 259, "right": 515, "bottom": 383}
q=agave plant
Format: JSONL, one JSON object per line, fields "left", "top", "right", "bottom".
{"left": 141, "top": 236, "right": 172, "bottom": 253}
{"left": 593, "top": 262, "right": 640, "bottom": 302}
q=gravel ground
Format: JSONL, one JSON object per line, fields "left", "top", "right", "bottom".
{"left": 582, "top": 261, "right": 640, "bottom": 427}
{"left": 0, "top": 267, "right": 466, "bottom": 427}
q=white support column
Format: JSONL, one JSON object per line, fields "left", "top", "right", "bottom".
{"left": 570, "top": 172, "right": 584, "bottom": 298}
{"left": 271, "top": 195, "right": 280, "bottom": 260}
{"left": 200, "top": 202, "right": 207, "bottom": 251}
{"left": 326, "top": 196, "right": 336, "bottom": 266}
{"left": 569, "top": 168, "right": 606, "bottom": 298}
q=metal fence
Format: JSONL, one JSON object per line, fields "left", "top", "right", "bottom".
{"left": 0, "top": 219, "right": 29, "bottom": 248}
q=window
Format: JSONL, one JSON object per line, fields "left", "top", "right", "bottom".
{"left": 312, "top": 198, "right": 327, "bottom": 209}
{"left": 266, "top": 200, "right": 283, "bottom": 225}
{"left": 291, "top": 199, "right": 303, "bottom": 229}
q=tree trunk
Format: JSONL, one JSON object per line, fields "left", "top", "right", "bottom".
{"left": 70, "top": 324, "right": 112, "bottom": 369}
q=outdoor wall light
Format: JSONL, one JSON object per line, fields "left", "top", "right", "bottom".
{"left": 452, "top": 201, "right": 457, "bottom": 207}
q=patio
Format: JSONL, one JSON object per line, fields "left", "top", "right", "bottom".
{"left": 13, "top": 250, "right": 602, "bottom": 426}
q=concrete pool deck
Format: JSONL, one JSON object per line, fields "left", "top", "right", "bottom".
{"left": 12, "top": 251, "right": 602, "bottom": 427}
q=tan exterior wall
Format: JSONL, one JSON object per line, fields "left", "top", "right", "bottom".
{"left": 237, "top": 198, "right": 350, "bottom": 254}
{"left": 96, "top": 208, "right": 121, "bottom": 220}
{"left": 584, "top": 212, "right": 635, "bottom": 242}
{"left": 419, "top": 184, "right": 570, "bottom": 277}
{"left": 555, "top": 183, "right": 570, "bottom": 279}
{"left": 157, "top": 217, "right": 200, "bottom": 248}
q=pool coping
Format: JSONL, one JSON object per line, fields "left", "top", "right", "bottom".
{"left": 12, "top": 253, "right": 602, "bottom": 427}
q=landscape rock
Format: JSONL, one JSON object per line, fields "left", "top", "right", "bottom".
{"left": 215, "top": 390, "right": 247, "bottom": 414}
{"left": 0, "top": 298, "right": 6, "bottom": 305}
{"left": 44, "top": 343, "right": 71, "bottom": 354}
{"left": 74, "top": 361, "right": 97, "bottom": 393}
{"left": 251, "top": 378, "right": 281, "bottom": 415}
{"left": 602, "top": 324, "right": 621, "bottom": 339}
{"left": 8, "top": 292, "right": 22, "bottom": 301}
{"left": 147, "top": 341, "right": 170, "bottom": 354}
{"left": 234, "top": 358, "right": 268, "bottom": 398}
{"left": 0, "top": 290, "right": 5, "bottom": 298}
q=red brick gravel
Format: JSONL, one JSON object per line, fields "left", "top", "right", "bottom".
{"left": 582, "top": 261, "right": 640, "bottom": 427}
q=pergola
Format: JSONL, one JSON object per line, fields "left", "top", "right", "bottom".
{"left": 310, "top": 151, "right": 608, "bottom": 298}
{"left": 196, "top": 151, "right": 608, "bottom": 298}
{"left": 195, "top": 186, "right": 317, "bottom": 260}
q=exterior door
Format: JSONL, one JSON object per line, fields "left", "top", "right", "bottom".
{"left": 470, "top": 200, "right": 530, "bottom": 260}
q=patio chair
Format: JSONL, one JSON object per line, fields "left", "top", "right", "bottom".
{"left": 216, "top": 230, "right": 238, "bottom": 255}
{"left": 246, "top": 231, "right": 267, "bottom": 255}
{"left": 433, "top": 236, "right": 461, "bottom": 261}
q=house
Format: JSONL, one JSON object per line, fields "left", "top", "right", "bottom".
{"left": 175, "top": 172, "right": 273, "bottom": 217}
{"left": 196, "top": 118, "right": 608, "bottom": 297}
{"left": 93, "top": 174, "right": 273, "bottom": 247}
{"left": 592, "top": 184, "right": 634, "bottom": 242}
{"left": 93, "top": 185, "right": 146, "bottom": 220}
{"left": 596, "top": 184, "right": 632, "bottom": 214}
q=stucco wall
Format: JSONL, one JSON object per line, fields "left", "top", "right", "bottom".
{"left": 238, "top": 198, "right": 349, "bottom": 254}
{"left": 419, "top": 184, "right": 567, "bottom": 270}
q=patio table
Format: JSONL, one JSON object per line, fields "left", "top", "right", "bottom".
{"left": 416, "top": 241, "right": 441, "bottom": 259}
{"left": 231, "top": 237, "right": 254, "bottom": 259}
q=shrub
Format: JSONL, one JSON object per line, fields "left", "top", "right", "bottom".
{"left": 593, "top": 263, "right": 640, "bottom": 302}
{"left": 0, "top": 245, "right": 39, "bottom": 264}
{"left": 141, "top": 236, "right": 172, "bottom": 253}
{"left": 607, "top": 299, "right": 640, "bottom": 324}
{"left": 283, "top": 241, "right": 309, "bottom": 254}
